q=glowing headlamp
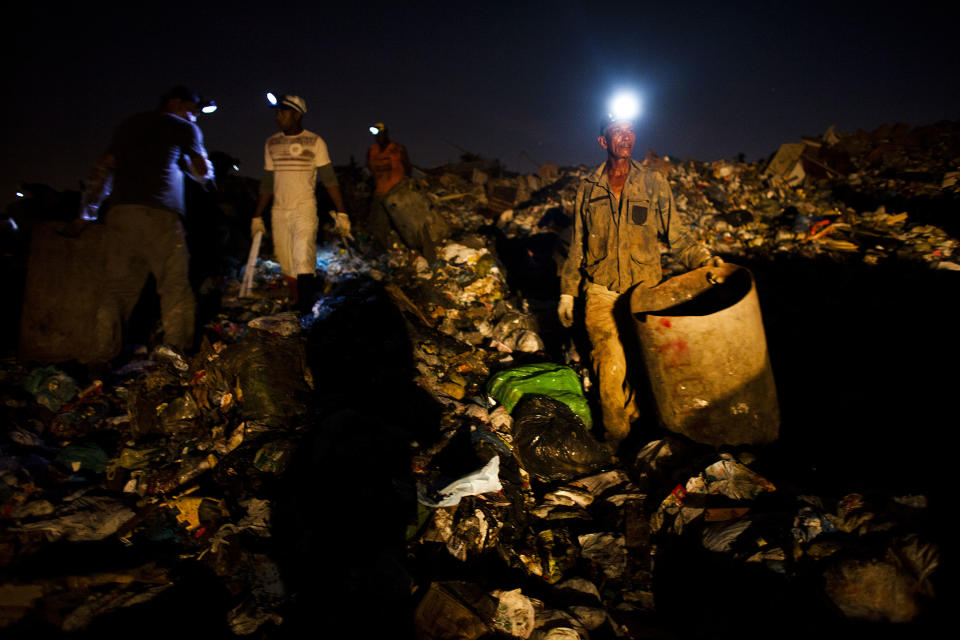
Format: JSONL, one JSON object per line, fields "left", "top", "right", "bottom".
{"left": 200, "top": 100, "right": 217, "bottom": 114}
{"left": 266, "top": 91, "right": 278, "bottom": 106}
{"left": 606, "top": 90, "right": 642, "bottom": 124}
{"left": 369, "top": 126, "right": 380, "bottom": 135}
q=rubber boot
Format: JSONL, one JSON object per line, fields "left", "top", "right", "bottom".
{"left": 296, "top": 274, "right": 317, "bottom": 316}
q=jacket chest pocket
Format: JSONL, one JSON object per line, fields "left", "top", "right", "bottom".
{"left": 627, "top": 198, "right": 650, "bottom": 225}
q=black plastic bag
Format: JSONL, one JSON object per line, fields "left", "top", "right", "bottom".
{"left": 511, "top": 395, "right": 611, "bottom": 482}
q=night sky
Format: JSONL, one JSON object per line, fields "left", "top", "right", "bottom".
{"left": 3, "top": 1, "right": 957, "bottom": 211}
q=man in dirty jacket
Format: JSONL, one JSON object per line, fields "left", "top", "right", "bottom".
{"left": 558, "top": 117, "right": 720, "bottom": 444}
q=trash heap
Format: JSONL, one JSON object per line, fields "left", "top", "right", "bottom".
{"left": 0, "top": 279, "right": 319, "bottom": 634}
{"left": 2, "top": 120, "right": 953, "bottom": 638}
{"left": 667, "top": 122, "right": 960, "bottom": 271}
{"left": 463, "top": 123, "right": 960, "bottom": 274}
{"left": 398, "top": 253, "right": 940, "bottom": 638}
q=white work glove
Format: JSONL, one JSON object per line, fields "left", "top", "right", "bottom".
{"left": 79, "top": 203, "right": 99, "bottom": 222}
{"left": 251, "top": 217, "right": 266, "bottom": 238}
{"left": 700, "top": 255, "right": 724, "bottom": 267}
{"left": 329, "top": 211, "right": 354, "bottom": 241}
{"left": 557, "top": 294, "right": 575, "bottom": 328}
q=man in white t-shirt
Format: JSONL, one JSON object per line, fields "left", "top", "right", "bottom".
{"left": 251, "top": 94, "right": 349, "bottom": 313}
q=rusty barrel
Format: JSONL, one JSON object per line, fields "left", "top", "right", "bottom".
{"left": 630, "top": 263, "right": 779, "bottom": 446}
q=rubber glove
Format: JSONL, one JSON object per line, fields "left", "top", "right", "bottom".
{"left": 251, "top": 217, "right": 266, "bottom": 238}
{"left": 557, "top": 294, "right": 575, "bottom": 328}
{"left": 700, "top": 255, "right": 724, "bottom": 267}
{"left": 330, "top": 211, "right": 354, "bottom": 241}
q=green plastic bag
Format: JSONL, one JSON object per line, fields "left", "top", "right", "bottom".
{"left": 486, "top": 363, "right": 592, "bottom": 429}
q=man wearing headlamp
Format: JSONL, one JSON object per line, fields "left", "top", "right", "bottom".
{"left": 364, "top": 121, "right": 446, "bottom": 260}
{"left": 81, "top": 85, "right": 215, "bottom": 358}
{"left": 558, "top": 114, "right": 721, "bottom": 445}
{"left": 251, "top": 93, "right": 350, "bottom": 314}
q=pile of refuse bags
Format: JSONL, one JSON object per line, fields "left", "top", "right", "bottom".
{"left": 2, "top": 120, "right": 952, "bottom": 638}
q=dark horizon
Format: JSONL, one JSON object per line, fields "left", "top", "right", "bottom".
{"left": 4, "top": 1, "right": 958, "bottom": 210}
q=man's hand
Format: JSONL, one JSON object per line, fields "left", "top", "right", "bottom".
{"left": 251, "top": 217, "right": 266, "bottom": 238}
{"left": 558, "top": 294, "right": 575, "bottom": 328}
{"left": 186, "top": 152, "right": 215, "bottom": 184}
{"left": 700, "top": 255, "right": 724, "bottom": 267}
{"left": 330, "top": 211, "right": 354, "bottom": 241}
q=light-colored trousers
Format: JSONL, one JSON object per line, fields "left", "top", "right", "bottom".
{"left": 271, "top": 202, "right": 318, "bottom": 277}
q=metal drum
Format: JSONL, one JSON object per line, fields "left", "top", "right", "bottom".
{"left": 630, "top": 263, "right": 779, "bottom": 446}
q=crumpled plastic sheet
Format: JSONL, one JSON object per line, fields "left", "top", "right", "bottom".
{"left": 418, "top": 455, "right": 502, "bottom": 507}
{"left": 702, "top": 518, "right": 753, "bottom": 552}
{"left": 652, "top": 454, "right": 776, "bottom": 534}
{"left": 491, "top": 588, "right": 536, "bottom": 638}
{"left": 577, "top": 532, "right": 626, "bottom": 579}
{"left": 11, "top": 495, "right": 135, "bottom": 542}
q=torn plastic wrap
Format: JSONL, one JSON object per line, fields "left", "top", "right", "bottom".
{"left": 418, "top": 455, "right": 503, "bottom": 508}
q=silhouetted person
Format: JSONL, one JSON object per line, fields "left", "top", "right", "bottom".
{"left": 81, "top": 85, "right": 215, "bottom": 358}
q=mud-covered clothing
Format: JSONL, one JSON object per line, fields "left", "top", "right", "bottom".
{"left": 559, "top": 160, "right": 709, "bottom": 297}
{"left": 561, "top": 160, "right": 711, "bottom": 442}
{"left": 106, "top": 110, "right": 206, "bottom": 216}
{"left": 97, "top": 205, "right": 195, "bottom": 355}
{"left": 584, "top": 283, "right": 641, "bottom": 442}
{"left": 367, "top": 141, "right": 408, "bottom": 195}
{"left": 262, "top": 129, "right": 336, "bottom": 276}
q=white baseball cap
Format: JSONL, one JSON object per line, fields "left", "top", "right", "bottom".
{"left": 278, "top": 94, "right": 307, "bottom": 114}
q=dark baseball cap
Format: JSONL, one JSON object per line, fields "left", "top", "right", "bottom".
{"left": 161, "top": 86, "right": 201, "bottom": 104}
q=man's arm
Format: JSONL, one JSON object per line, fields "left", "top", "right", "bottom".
{"left": 252, "top": 192, "right": 272, "bottom": 219}
{"left": 185, "top": 150, "right": 215, "bottom": 184}
{"left": 253, "top": 170, "right": 274, "bottom": 219}
{"left": 181, "top": 121, "right": 214, "bottom": 184}
{"left": 317, "top": 163, "right": 346, "bottom": 212}
{"left": 557, "top": 182, "right": 588, "bottom": 328}
{"left": 559, "top": 182, "right": 588, "bottom": 297}
{"left": 251, "top": 170, "right": 274, "bottom": 237}
{"left": 324, "top": 184, "right": 346, "bottom": 213}
{"left": 657, "top": 174, "right": 713, "bottom": 269}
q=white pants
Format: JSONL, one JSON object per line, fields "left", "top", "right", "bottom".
{"left": 271, "top": 203, "right": 318, "bottom": 277}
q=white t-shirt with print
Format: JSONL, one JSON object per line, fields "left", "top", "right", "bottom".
{"left": 264, "top": 129, "right": 332, "bottom": 210}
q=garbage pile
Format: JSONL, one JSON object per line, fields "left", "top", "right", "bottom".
{"left": 483, "top": 122, "right": 960, "bottom": 274}
{"left": 0, "top": 274, "right": 319, "bottom": 634}
{"left": 670, "top": 121, "right": 960, "bottom": 271}
{"left": 2, "top": 120, "right": 952, "bottom": 637}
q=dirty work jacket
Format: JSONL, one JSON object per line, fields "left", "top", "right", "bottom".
{"left": 560, "top": 160, "right": 710, "bottom": 297}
